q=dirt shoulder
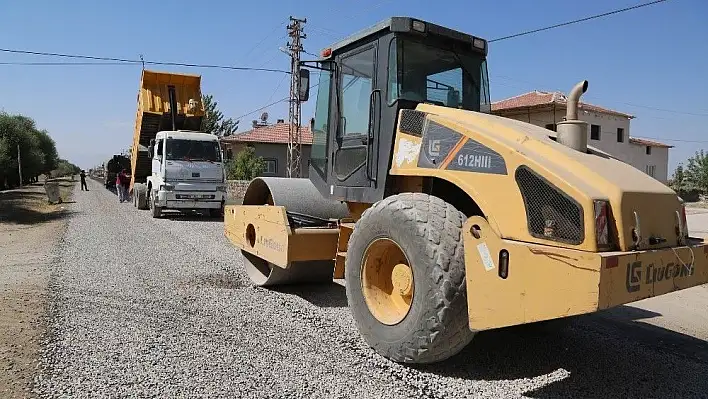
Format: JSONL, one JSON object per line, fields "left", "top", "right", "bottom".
{"left": 0, "top": 178, "right": 75, "bottom": 398}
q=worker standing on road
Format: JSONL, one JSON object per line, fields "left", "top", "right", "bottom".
{"left": 116, "top": 169, "right": 129, "bottom": 203}
{"left": 80, "top": 170, "right": 88, "bottom": 191}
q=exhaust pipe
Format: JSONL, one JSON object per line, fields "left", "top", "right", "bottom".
{"left": 566, "top": 80, "right": 588, "bottom": 121}
{"left": 556, "top": 80, "right": 590, "bottom": 153}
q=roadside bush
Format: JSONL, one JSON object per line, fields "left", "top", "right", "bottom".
{"left": 225, "top": 146, "right": 265, "bottom": 180}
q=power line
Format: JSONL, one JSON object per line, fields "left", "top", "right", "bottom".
{"left": 241, "top": 21, "right": 287, "bottom": 62}
{"left": 266, "top": 74, "right": 288, "bottom": 104}
{"left": 490, "top": 74, "right": 708, "bottom": 118}
{"left": 0, "top": 47, "right": 290, "bottom": 74}
{"left": 235, "top": 97, "right": 288, "bottom": 121}
{"left": 637, "top": 136, "right": 708, "bottom": 144}
{"left": 235, "top": 82, "right": 320, "bottom": 121}
{"left": 489, "top": 0, "right": 670, "bottom": 42}
{"left": 0, "top": 61, "right": 131, "bottom": 66}
{"left": 621, "top": 103, "right": 708, "bottom": 117}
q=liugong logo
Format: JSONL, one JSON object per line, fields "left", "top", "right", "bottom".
{"left": 625, "top": 260, "right": 695, "bottom": 293}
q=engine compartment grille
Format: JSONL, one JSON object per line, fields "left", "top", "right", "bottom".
{"left": 515, "top": 166, "right": 584, "bottom": 245}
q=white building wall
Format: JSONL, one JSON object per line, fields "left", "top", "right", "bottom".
{"left": 626, "top": 144, "right": 669, "bottom": 183}
{"left": 498, "top": 108, "right": 669, "bottom": 183}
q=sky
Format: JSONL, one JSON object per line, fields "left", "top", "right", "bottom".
{"left": 1, "top": 0, "right": 706, "bottom": 173}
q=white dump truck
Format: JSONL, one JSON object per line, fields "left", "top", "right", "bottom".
{"left": 129, "top": 70, "right": 227, "bottom": 218}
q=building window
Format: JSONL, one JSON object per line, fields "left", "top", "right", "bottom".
{"left": 617, "top": 128, "right": 624, "bottom": 143}
{"left": 264, "top": 159, "right": 277, "bottom": 175}
{"left": 590, "top": 124, "right": 601, "bottom": 140}
{"left": 646, "top": 146, "right": 652, "bottom": 155}
{"left": 645, "top": 165, "right": 655, "bottom": 177}
{"left": 545, "top": 123, "right": 556, "bottom": 132}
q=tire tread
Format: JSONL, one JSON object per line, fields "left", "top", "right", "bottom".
{"left": 347, "top": 193, "right": 474, "bottom": 363}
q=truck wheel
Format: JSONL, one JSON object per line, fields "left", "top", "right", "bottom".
{"left": 134, "top": 184, "right": 148, "bottom": 210}
{"left": 149, "top": 190, "right": 162, "bottom": 218}
{"left": 210, "top": 202, "right": 225, "bottom": 218}
{"left": 345, "top": 193, "right": 474, "bottom": 364}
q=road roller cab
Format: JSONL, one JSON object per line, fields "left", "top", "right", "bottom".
{"left": 224, "top": 16, "right": 708, "bottom": 365}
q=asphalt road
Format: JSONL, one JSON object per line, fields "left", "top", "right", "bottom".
{"left": 34, "top": 179, "right": 708, "bottom": 398}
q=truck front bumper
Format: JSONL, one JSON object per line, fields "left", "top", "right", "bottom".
{"left": 463, "top": 216, "right": 708, "bottom": 332}
{"left": 157, "top": 190, "right": 225, "bottom": 209}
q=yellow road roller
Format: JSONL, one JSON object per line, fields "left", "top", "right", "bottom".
{"left": 224, "top": 17, "right": 708, "bottom": 364}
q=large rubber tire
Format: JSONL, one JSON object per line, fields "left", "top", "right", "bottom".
{"left": 134, "top": 184, "right": 149, "bottom": 210}
{"left": 345, "top": 193, "right": 474, "bottom": 364}
{"left": 209, "top": 202, "right": 224, "bottom": 218}
{"left": 149, "top": 189, "right": 162, "bottom": 218}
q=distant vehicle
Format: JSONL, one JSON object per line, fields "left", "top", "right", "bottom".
{"left": 103, "top": 154, "right": 131, "bottom": 188}
{"left": 129, "top": 70, "right": 226, "bottom": 218}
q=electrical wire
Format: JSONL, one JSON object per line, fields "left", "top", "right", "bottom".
{"left": 241, "top": 21, "right": 287, "bottom": 62}
{"left": 235, "top": 82, "right": 321, "bottom": 120}
{"left": 0, "top": 61, "right": 131, "bottom": 66}
{"left": 621, "top": 103, "right": 708, "bottom": 117}
{"left": 637, "top": 136, "right": 708, "bottom": 143}
{"left": 489, "top": 0, "right": 670, "bottom": 42}
{"left": 266, "top": 74, "right": 289, "bottom": 104}
{"left": 0, "top": 47, "right": 290, "bottom": 74}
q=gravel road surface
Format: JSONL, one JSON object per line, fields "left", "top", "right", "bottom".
{"left": 34, "top": 178, "right": 708, "bottom": 398}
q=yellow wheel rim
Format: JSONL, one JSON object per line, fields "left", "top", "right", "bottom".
{"left": 361, "top": 238, "right": 414, "bottom": 325}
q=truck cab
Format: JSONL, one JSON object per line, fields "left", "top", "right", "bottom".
{"left": 143, "top": 130, "right": 227, "bottom": 218}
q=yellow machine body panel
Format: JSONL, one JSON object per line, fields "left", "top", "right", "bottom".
{"left": 224, "top": 204, "right": 339, "bottom": 269}
{"left": 462, "top": 216, "right": 708, "bottom": 331}
{"left": 390, "top": 103, "right": 683, "bottom": 253}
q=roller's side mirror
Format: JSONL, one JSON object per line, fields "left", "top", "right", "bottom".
{"left": 148, "top": 139, "right": 155, "bottom": 159}
{"left": 298, "top": 68, "right": 310, "bottom": 102}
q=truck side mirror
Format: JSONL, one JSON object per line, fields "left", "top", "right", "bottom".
{"left": 298, "top": 68, "right": 310, "bottom": 102}
{"left": 148, "top": 139, "right": 155, "bottom": 159}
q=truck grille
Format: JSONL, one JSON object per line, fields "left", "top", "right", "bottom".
{"left": 515, "top": 166, "right": 584, "bottom": 245}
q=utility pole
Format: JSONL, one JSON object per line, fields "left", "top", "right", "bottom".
{"left": 17, "top": 144, "right": 23, "bottom": 187}
{"left": 286, "top": 16, "right": 306, "bottom": 178}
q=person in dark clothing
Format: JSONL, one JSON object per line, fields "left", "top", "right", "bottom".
{"left": 80, "top": 170, "right": 88, "bottom": 191}
{"left": 116, "top": 169, "right": 130, "bottom": 202}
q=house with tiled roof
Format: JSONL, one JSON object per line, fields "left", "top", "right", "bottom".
{"left": 491, "top": 90, "right": 672, "bottom": 183}
{"left": 219, "top": 119, "right": 313, "bottom": 178}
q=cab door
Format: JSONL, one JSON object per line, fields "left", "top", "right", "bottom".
{"left": 332, "top": 43, "right": 379, "bottom": 188}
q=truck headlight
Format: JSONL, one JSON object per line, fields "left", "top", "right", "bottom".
{"left": 216, "top": 185, "right": 227, "bottom": 193}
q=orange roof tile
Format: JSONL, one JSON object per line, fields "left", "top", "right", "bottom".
{"left": 491, "top": 90, "right": 635, "bottom": 119}
{"left": 220, "top": 122, "right": 313, "bottom": 145}
{"left": 629, "top": 137, "right": 673, "bottom": 148}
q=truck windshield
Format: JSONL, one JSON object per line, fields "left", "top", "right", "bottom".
{"left": 165, "top": 139, "right": 222, "bottom": 162}
{"left": 387, "top": 38, "right": 490, "bottom": 111}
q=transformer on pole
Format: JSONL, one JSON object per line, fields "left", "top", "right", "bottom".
{"left": 286, "top": 16, "right": 306, "bottom": 178}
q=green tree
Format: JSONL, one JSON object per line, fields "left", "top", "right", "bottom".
{"left": 0, "top": 113, "right": 45, "bottom": 187}
{"left": 34, "top": 129, "right": 59, "bottom": 174}
{"left": 684, "top": 150, "right": 708, "bottom": 193}
{"left": 225, "top": 146, "right": 264, "bottom": 180}
{"left": 54, "top": 159, "right": 81, "bottom": 177}
{"left": 201, "top": 94, "right": 239, "bottom": 137}
{"left": 670, "top": 164, "right": 686, "bottom": 191}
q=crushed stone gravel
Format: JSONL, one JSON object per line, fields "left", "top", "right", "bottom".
{"left": 33, "top": 179, "right": 708, "bottom": 398}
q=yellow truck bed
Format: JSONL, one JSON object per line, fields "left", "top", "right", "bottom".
{"left": 130, "top": 69, "right": 205, "bottom": 190}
